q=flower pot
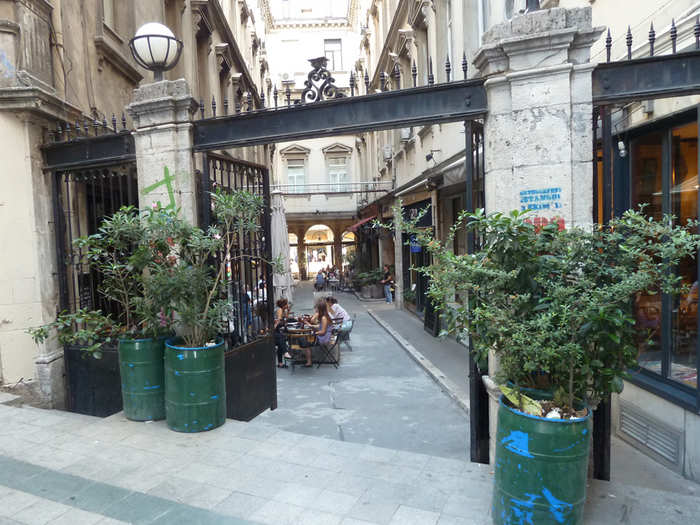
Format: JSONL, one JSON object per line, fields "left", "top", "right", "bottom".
{"left": 164, "top": 338, "right": 226, "bottom": 432}
{"left": 492, "top": 395, "right": 592, "bottom": 525}
{"left": 65, "top": 344, "right": 122, "bottom": 417}
{"left": 118, "top": 337, "right": 167, "bottom": 421}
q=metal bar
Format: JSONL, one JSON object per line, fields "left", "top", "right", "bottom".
{"left": 42, "top": 133, "right": 135, "bottom": 171}
{"left": 52, "top": 172, "right": 70, "bottom": 313}
{"left": 592, "top": 110, "right": 599, "bottom": 223}
{"left": 201, "top": 155, "right": 212, "bottom": 228}
{"left": 194, "top": 80, "right": 487, "bottom": 151}
{"left": 662, "top": 128, "right": 672, "bottom": 380}
{"left": 601, "top": 106, "right": 613, "bottom": 223}
{"left": 697, "top": 108, "right": 700, "bottom": 410}
{"left": 592, "top": 400, "right": 611, "bottom": 480}
{"left": 593, "top": 51, "right": 700, "bottom": 105}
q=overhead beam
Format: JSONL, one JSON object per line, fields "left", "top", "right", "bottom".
{"left": 42, "top": 133, "right": 135, "bottom": 171}
{"left": 193, "top": 80, "right": 487, "bottom": 151}
{"left": 593, "top": 50, "right": 700, "bottom": 105}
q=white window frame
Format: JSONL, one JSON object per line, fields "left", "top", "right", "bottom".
{"left": 286, "top": 158, "right": 306, "bottom": 193}
{"left": 324, "top": 39, "right": 343, "bottom": 71}
{"left": 327, "top": 155, "right": 349, "bottom": 192}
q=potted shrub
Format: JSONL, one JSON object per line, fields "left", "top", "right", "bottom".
{"left": 406, "top": 208, "right": 700, "bottom": 525}
{"left": 158, "top": 188, "right": 269, "bottom": 433}
{"left": 28, "top": 206, "right": 178, "bottom": 420}
{"left": 357, "top": 268, "right": 384, "bottom": 298}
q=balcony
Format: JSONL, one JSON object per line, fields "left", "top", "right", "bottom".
{"left": 271, "top": 181, "right": 393, "bottom": 195}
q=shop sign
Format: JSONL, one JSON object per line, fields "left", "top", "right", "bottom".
{"left": 402, "top": 199, "right": 432, "bottom": 228}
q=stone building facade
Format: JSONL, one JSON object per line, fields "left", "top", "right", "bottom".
{"left": 0, "top": 0, "right": 265, "bottom": 406}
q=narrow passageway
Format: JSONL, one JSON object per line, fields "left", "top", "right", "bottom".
{"left": 258, "top": 281, "right": 470, "bottom": 460}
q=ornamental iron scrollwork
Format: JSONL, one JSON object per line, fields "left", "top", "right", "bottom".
{"left": 300, "top": 57, "right": 345, "bottom": 104}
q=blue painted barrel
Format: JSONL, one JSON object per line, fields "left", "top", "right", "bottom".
{"left": 492, "top": 395, "right": 592, "bottom": 525}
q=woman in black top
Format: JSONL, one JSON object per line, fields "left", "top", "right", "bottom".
{"left": 274, "top": 298, "right": 290, "bottom": 367}
{"left": 380, "top": 264, "right": 394, "bottom": 304}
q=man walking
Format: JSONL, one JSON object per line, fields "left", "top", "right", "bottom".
{"left": 380, "top": 264, "right": 394, "bottom": 304}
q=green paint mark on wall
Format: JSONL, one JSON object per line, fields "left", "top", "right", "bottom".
{"left": 142, "top": 167, "right": 177, "bottom": 210}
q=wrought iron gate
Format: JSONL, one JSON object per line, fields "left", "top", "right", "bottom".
{"left": 200, "top": 153, "right": 277, "bottom": 420}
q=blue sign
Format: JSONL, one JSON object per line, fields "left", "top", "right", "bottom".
{"left": 519, "top": 187, "right": 562, "bottom": 211}
{"left": 409, "top": 235, "right": 421, "bottom": 253}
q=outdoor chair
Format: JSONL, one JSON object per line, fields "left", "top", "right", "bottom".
{"left": 335, "top": 314, "right": 355, "bottom": 352}
{"left": 285, "top": 328, "right": 340, "bottom": 371}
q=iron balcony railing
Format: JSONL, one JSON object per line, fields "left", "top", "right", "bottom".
{"left": 271, "top": 181, "right": 393, "bottom": 195}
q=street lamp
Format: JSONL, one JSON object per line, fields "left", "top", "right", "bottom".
{"left": 129, "top": 23, "right": 183, "bottom": 81}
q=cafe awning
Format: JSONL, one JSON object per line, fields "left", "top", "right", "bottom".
{"left": 348, "top": 215, "right": 376, "bottom": 232}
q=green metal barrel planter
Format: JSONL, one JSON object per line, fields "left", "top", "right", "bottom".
{"left": 118, "top": 337, "right": 167, "bottom": 421}
{"left": 492, "top": 395, "right": 592, "bottom": 525}
{"left": 164, "top": 338, "right": 226, "bottom": 433}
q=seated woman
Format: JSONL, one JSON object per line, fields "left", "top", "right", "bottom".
{"left": 273, "top": 298, "right": 290, "bottom": 368}
{"left": 326, "top": 296, "right": 352, "bottom": 331}
{"left": 314, "top": 270, "right": 325, "bottom": 292}
{"left": 302, "top": 300, "right": 333, "bottom": 367}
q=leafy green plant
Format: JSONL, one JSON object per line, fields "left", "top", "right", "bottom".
{"left": 162, "top": 189, "right": 282, "bottom": 348}
{"left": 355, "top": 268, "right": 384, "bottom": 287}
{"left": 400, "top": 206, "right": 700, "bottom": 414}
{"left": 27, "top": 206, "right": 179, "bottom": 355}
{"left": 403, "top": 288, "right": 417, "bottom": 303}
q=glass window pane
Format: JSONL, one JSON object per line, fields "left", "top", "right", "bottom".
{"left": 631, "top": 131, "right": 663, "bottom": 374}
{"left": 671, "top": 121, "right": 698, "bottom": 389}
{"left": 328, "top": 156, "right": 348, "bottom": 192}
{"left": 287, "top": 159, "right": 305, "bottom": 193}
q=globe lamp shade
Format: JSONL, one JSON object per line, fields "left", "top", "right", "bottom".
{"left": 129, "top": 23, "right": 183, "bottom": 81}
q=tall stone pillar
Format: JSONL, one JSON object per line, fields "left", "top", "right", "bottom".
{"left": 474, "top": 7, "right": 603, "bottom": 229}
{"left": 333, "top": 233, "right": 343, "bottom": 271}
{"left": 393, "top": 199, "right": 404, "bottom": 309}
{"left": 296, "top": 229, "right": 308, "bottom": 281}
{"left": 127, "top": 80, "right": 199, "bottom": 223}
{"left": 472, "top": 7, "right": 603, "bottom": 464}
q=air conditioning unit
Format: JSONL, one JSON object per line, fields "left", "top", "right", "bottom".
{"left": 400, "top": 128, "right": 411, "bottom": 142}
{"left": 383, "top": 145, "right": 393, "bottom": 161}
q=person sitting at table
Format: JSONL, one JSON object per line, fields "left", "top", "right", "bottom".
{"left": 273, "top": 298, "right": 290, "bottom": 368}
{"left": 314, "top": 270, "right": 325, "bottom": 292}
{"left": 302, "top": 300, "right": 334, "bottom": 367}
{"left": 326, "top": 296, "right": 352, "bottom": 331}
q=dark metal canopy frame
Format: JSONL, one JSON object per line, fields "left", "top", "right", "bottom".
{"left": 592, "top": 18, "right": 700, "bottom": 480}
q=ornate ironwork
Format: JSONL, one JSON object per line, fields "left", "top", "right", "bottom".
{"left": 300, "top": 57, "right": 345, "bottom": 104}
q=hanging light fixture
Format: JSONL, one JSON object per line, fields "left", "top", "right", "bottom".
{"left": 129, "top": 23, "right": 183, "bottom": 81}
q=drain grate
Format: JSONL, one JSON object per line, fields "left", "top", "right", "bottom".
{"left": 618, "top": 400, "right": 684, "bottom": 471}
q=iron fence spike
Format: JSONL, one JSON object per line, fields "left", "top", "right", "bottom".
{"left": 199, "top": 99, "right": 205, "bottom": 118}
{"left": 273, "top": 86, "right": 278, "bottom": 108}
{"left": 428, "top": 57, "right": 434, "bottom": 85}
{"left": 247, "top": 92, "right": 253, "bottom": 112}
{"left": 695, "top": 16, "right": 700, "bottom": 49}
{"left": 285, "top": 84, "right": 291, "bottom": 106}
{"left": 261, "top": 91, "right": 265, "bottom": 108}
{"left": 102, "top": 116, "right": 107, "bottom": 130}
{"left": 212, "top": 95, "right": 217, "bottom": 117}
{"left": 223, "top": 97, "right": 229, "bottom": 115}
{"left": 649, "top": 22, "right": 656, "bottom": 57}
{"left": 111, "top": 114, "right": 117, "bottom": 132}
{"left": 75, "top": 120, "right": 80, "bottom": 135}
{"left": 670, "top": 19, "right": 677, "bottom": 54}
{"left": 605, "top": 29, "right": 612, "bottom": 62}
{"left": 364, "top": 69, "right": 370, "bottom": 94}
{"left": 121, "top": 112, "right": 126, "bottom": 130}
{"left": 411, "top": 60, "right": 417, "bottom": 87}
{"left": 626, "top": 25, "right": 633, "bottom": 60}
{"left": 93, "top": 119, "right": 99, "bottom": 135}
{"left": 349, "top": 71, "right": 355, "bottom": 96}
{"left": 462, "top": 52, "right": 468, "bottom": 80}
{"left": 445, "top": 55, "right": 451, "bottom": 82}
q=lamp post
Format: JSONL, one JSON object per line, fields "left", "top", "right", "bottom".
{"left": 129, "top": 23, "right": 183, "bottom": 82}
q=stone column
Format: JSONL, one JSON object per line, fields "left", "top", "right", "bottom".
{"left": 127, "top": 80, "right": 199, "bottom": 223}
{"left": 472, "top": 7, "right": 603, "bottom": 464}
{"left": 296, "top": 229, "right": 308, "bottom": 281}
{"left": 474, "top": 7, "right": 603, "bottom": 229}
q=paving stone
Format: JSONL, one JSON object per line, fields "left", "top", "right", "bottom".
{"left": 0, "top": 491, "right": 41, "bottom": 517}
{"left": 348, "top": 499, "right": 400, "bottom": 525}
{"left": 249, "top": 499, "right": 306, "bottom": 525}
{"left": 273, "top": 483, "right": 323, "bottom": 505}
{"left": 389, "top": 506, "right": 440, "bottom": 525}
{"left": 183, "top": 484, "right": 232, "bottom": 509}
{"left": 307, "top": 489, "right": 360, "bottom": 514}
{"left": 11, "top": 500, "right": 72, "bottom": 525}
{"left": 46, "top": 508, "right": 103, "bottom": 525}
{"left": 296, "top": 508, "right": 344, "bottom": 525}
{"left": 441, "top": 494, "right": 489, "bottom": 520}
{"left": 340, "top": 519, "right": 381, "bottom": 525}
{"left": 101, "top": 491, "right": 176, "bottom": 524}
{"left": 66, "top": 481, "right": 132, "bottom": 514}
{"left": 214, "top": 491, "right": 268, "bottom": 519}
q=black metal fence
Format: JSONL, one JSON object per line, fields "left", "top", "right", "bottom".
{"left": 52, "top": 163, "right": 139, "bottom": 319}
{"left": 200, "top": 153, "right": 274, "bottom": 350}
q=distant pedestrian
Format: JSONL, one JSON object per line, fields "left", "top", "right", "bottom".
{"left": 380, "top": 264, "right": 394, "bottom": 304}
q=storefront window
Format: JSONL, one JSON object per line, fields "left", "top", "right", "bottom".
{"left": 628, "top": 119, "right": 698, "bottom": 392}
{"left": 671, "top": 122, "right": 698, "bottom": 389}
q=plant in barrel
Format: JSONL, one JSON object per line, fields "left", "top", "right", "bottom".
{"left": 27, "top": 206, "right": 180, "bottom": 421}
{"left": 402, "top": 206, "right": 700, "bottom": 525}
{"left": 158, "top": 188, "right": 275, "bottom": 432}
